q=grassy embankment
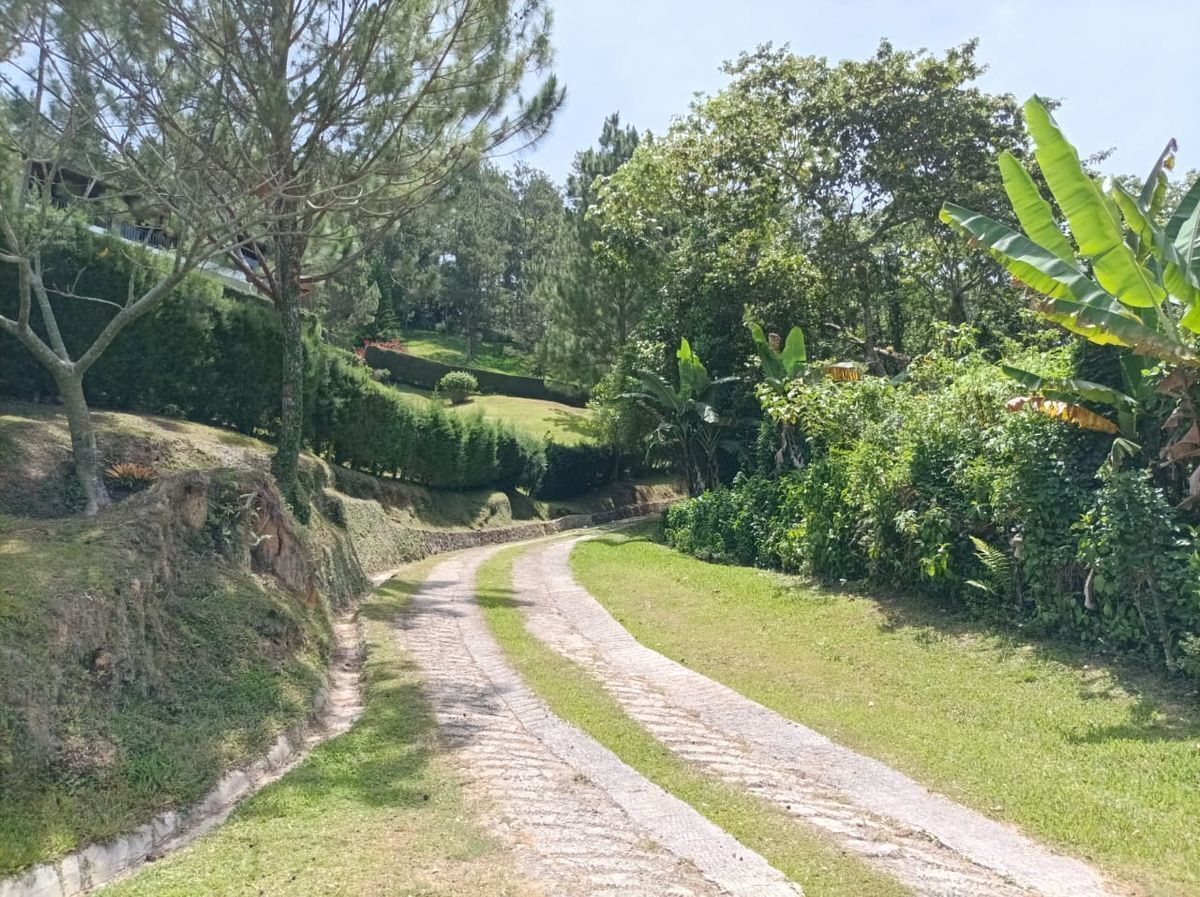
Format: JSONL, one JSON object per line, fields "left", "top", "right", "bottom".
{"left": 105, "top": 556, "right": 529, "bottom": 897}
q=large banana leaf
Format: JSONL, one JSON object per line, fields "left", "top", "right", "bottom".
{"left": 1107, "top": 180, "right": 1198, "bottom": 308}
{"left": 1033, "top": 293, "right": 1190, "bottom": 360}
{"left": 1024, "top": 98, "right": 1165, "bottom": 310}
{"left": 940, "top": 203, "right": 1120, "bottom": 309}
{"left": 1167, "top": 176, "right": 1200, "bottom": 278}
{"left": 747, "top": 322, "right": 786, "bottom": 381}
{"left": 676, "top": 338, "right": 710, "bottom": 400}
{"left": 781, "top": 326, "right": 807, "bottom": 370}
{"left": 1000, "top": 364, "right": 1137, "bottom": 411}
{"left": 1139, "top": 138, "right": 1177, "bottom": 220}
{"left": 998, "top": 151, "right": 1075, "bottom": 262}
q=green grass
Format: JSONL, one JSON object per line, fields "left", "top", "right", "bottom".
{"left": 389, "top": 381, "right": 594, "bottom": 445}
{"left": 0, "top": 513, "right": 327, "bottom": 875}
{"left": 571, "top": 524, "right": 1200, "bottom": 897}
{"left": 106, "top": 556, "right": 525, "bottom": 897}
{"left": 476, "top": 544, "right": 909, "bottom": 897}
{"left": 397, "top": 329, "right": 536, "bottom": 376}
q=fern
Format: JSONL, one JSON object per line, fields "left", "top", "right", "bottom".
{"left": 966, "top": 535, "right": 1014, "bottom": 598}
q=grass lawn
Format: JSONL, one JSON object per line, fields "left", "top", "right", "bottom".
{"left": 396, "top": 329, "right": 536, "bottom": 377}
{"left": 390, "top": 381, "right": 594, "bottom": 445}
{"left": 476, "top": 544, "right": 909, "bottom": 897}
{"left": 106, "top": 557, "right": 528, "bottom": 897}
{"left": 571, "top": 524, "right": 1200, "bottom": 897}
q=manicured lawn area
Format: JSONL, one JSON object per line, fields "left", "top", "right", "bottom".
{"left": 477, "top": 544, "right": 908, "bottom": 897}
{"left": 571, "top": 524, "right": 1200, "bottom": 897}
{"left": 391, "top": 381, "right": 594, "bottom": 445}
{"left": 396, "top": 329, "right": 536, "bottom": 376}
{"left": 107, "top": 557, "right": 526, "bottom": 897}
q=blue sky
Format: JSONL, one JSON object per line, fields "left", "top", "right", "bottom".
{"left": 510, "top": 0, "right": 1200, "bottom": 185}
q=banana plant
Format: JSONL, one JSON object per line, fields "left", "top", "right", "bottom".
{"left": 746, "top": 318, "right": 863, "bottom": 385}
{"left": 1000, "top": 364, "right": 1142, "bottom": 467}
{"left": 746, "top": 317, "right": 864, "bottom": 470}
{"left": 942, "top": 97, "right": 1200, "bottom": 501}
{"left": 624, "top": 338, "right": 741, "bottom": 495}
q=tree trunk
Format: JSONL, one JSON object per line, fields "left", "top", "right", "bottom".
{"left": 57, "top": 372, "right": 110, "bottom": 516}
{"left": 272, "top": 239, "right": 306, "bottom": 513}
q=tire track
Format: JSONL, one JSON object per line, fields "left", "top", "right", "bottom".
{"left": 511, "top": 536, "right": 1122, "bottom": 897}
{"left": 398, "top": 546, "right": 802, "bottom": 897}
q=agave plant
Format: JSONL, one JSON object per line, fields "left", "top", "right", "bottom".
{"left": 942, "top": 97, "right": 1200, "bottom": 500}
{"left": 625, "top": 339, "right": 741, "bottom": 495}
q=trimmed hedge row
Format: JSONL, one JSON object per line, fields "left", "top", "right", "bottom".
{"left": 364, "top": 344, "right": 586, "bottom": 407}
{"left": 0, "top": 233, "right": 611, "bottom": 498}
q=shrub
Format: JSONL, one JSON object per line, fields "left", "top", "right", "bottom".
{"left": 664, "top": 346, "right": 1200, "bottom": 674}
{"left": 437, "top": 370, "right": 478, "bottom": 405}
{"left": 0, "top": 248, "right": 612, "bottom": 499}
{"left": 529, "top": 442, "right": 615, "bottom": 500}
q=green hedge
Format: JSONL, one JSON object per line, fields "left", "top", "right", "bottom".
{"left": 664, "top": 351, "right": 1200, "bottom": 676}
{"left": 0, "top": 231, "right": 612, "bottom": 498}
{"left": 364, "top": 344, "right": 586, "bottom": 406}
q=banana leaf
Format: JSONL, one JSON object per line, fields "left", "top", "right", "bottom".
{"left": 998, "top": 151, "right": 1075, "bottom": 262}
{"left": 1024, "top": 98, "right": 1165, "bottom": 310}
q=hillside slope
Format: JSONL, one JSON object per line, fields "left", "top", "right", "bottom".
{"left": 0, "top": 402, "right": 680, "bottom": 877}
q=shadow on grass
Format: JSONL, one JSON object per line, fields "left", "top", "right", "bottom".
{"left": 475, "top": 585, "right": 533, "bottom": 611}
{"left": 586, "top": 526, "right": 1200, "bottom": 747}
{"left": 862, "top": 592, "right": 1200, "bottom": 744}
{"left": 548, "top": 408, "right": 595, "bottom": 440}
{"left": 233, "top": 674, "right": 438, "bottom": 819}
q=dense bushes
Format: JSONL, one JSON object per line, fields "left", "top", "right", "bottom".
{"left": 0, "top": 241, "right": 613, "bottom": 498}
{"left": 664, "top": 349, "right": 1200, "bottom": 673}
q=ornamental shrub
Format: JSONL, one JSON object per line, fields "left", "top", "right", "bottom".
{"left": 438, "top": 370, "right": 478, "bottom": 404}
{"left": 0, "top": 247, "right": 607, "bottom": 498}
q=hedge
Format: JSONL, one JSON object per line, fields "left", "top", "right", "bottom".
{"left": 364, "top": 344, "right": 586, "bottom": 407}
{"left": 0, "top": 231, "right": 613, "bottom": 498}
{"left": 663, "top": 350, "right": 1200, "bottom": 677}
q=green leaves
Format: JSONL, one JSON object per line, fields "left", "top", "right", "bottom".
{"left": 676, "top": 337, "right": 711, "bottom": 400}
{"left": 998, "top": 151, "right": 1074, "bottom": 262}
{"left": 1024, "top": 98, "right": 1165, "bottom": 310}
{"left": 746, "top": 319, "right": 808, "bottom": 382}
{"left": 943, "top": 97, "right": 1200, "bottom": 366}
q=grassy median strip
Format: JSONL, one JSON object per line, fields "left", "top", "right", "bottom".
{"left": 477, "top": 543, "right": 910, "bottom": 897}
{"left": 107, "top": 556, "right": 525, "bottom": 897}
{"left": 572, "top": 523, "right": 1200, "bottom": 897}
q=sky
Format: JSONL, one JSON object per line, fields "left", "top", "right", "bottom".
{"left": 509, "top": 0, "right": 1200, "bottom": 185}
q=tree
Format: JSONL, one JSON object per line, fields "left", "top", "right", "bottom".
{"left": 504, "top": 162, "right": 567, "bottom": 351}
{"left": 0, "top": 5, "right": 267, "bottom": 514}
{"left": 114, "top": 0, "right": 563, "bottom": 507}
{"left": 942, "top": 96, "right": 1200, "bottom": 503}
{"left": 544, "top": 113, "right": 644, "bottom": 385}
{"left": 625, "top": 338, "right": 740, "bottom": 495}
{"left": 593, "top": 41, "right": 1026, "bottom": 377}
{"left": 438, "top": 163, "right": 516, "bottom": 359}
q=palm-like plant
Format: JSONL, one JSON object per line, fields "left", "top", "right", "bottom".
{"left": 942, "top": 97, "right": 1200, "bottom": 499}
{"left": 626, "top": 339, "right": 740, "bottom": 495}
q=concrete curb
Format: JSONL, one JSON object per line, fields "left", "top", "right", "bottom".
{"left": 0, "top": 499, "right": 672, "bottom": 897}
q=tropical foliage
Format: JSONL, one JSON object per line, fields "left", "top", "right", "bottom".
{"left": 942, "top": 96, "right": 1200, "bottom": 498}
{"left": 625, "top": 339, "right": 740, "bottom": 495}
